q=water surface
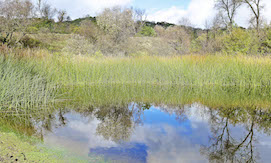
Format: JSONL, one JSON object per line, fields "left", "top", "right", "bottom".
{"left": 1, "top": 85, "right": 271, "bottom": 163}
{"left": 42, "top": 103, "right": 271, "bottom": 163}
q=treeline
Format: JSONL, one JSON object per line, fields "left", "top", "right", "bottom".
{"left": 0, "top": 0, "right": 271, "bottom": 56}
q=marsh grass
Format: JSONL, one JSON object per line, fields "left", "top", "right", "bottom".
{"left": 59, "top": 84, "right": 271, "bottom": 109}
{"left": 2, "top": 51, "right": 271, "bottom": 109}
{"left": 0, "top": 55, "right": 55, "bottom": 109}
{"left": 31, "top": 54, "right": 271, "bottom": 87}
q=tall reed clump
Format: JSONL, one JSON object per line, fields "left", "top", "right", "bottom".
{"left": 33, "top": 55, "right": 271, "bottom": 87}
{"left": 0, "top": 56, "right": 55, "bottom": 110}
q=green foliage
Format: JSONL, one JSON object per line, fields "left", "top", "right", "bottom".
{"left": 19, "top": 36, "right": 42, "bottom": 48}
{"left": 139, "top": 25, "right": 156, "bottom": 37}
{"left": 26, "top": 26, "right": 39, "bottom": 34}
{"left": 221, "top": 28, "right": 260, "bottom": 54}
{"left": 261, "top": 28, "right": 271, "bottom": 53}
{"left": 94, "top": 50, "right": 104, "bottom": 57}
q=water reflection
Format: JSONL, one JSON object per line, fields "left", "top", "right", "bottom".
{"left": 1, "top": 103, "right": 271, "bottom": 162}
{"left": 201, "top": 107, "right": 271, "bottom": 163}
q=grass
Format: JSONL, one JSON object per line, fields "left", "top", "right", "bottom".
{"left": 28, "top": 54, "right": 271, "bottom": 87}
{"left": 2, "top": 51, "right": 271, "bottom": 108}
{"left": 0, "top": 131, "right": 105, "bottom": 162}
{"left": 0, "top": 55, "right": 55, "bottom": 110}
{"left": 59, "top": 84, "right": 271, "bottom": 109}
{"left": 2, "top": 51, "right": 271, "bottom": 109}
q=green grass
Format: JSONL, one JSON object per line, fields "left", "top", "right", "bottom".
{"left": 0, "top": 55, "right": 55, "bottom": 110}
{"left": 0, "top": 131, "right": 106, "bottom": 162}
{"left": 30, "top": 55, "right": 271, "bottom": 87}
{"left": 59, "top": 84, "right": 271, "bottom": 109}
{"left": 2, "top": 53, "right": 271, "bottom": 109}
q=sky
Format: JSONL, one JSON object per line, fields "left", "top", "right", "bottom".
{"left": 44, "top": 0, "right": 271, "bottom": 28}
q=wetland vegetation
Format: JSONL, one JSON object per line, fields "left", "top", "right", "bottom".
{"left": 1, "top": 0, "right": 271, "bottom": 162}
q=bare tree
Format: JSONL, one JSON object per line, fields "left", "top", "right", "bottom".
{"left": 243, "top": 0, "right": 264, "bottom": 32}
{"left": 57, "top": 10, "right": 67, "bottom": 22}
{"left": 41, "top": 3, "right": 57, "bottom": 20}
{"left": 79, "top": 19, "right": 99, "bottom": 43}
{"left": 212, "top": 11, "right": 227, "bottom": 29}
{"left": 37, "top": 0, "right": 42, "bottom": 13}
{"left": 0, "top": 0, "right": 34, "bottom": 45}
{"left": 179, "top": 17, "right": 193, "bottom": 27}
{"left": 97, "top": 7, "right": 136, "bottom": 44}
{"left": 215, "top": 0, "right": 242, "bottom": 28}
{"left": 36, "top": 0, "right": 56, "bottom": 20}
{"left": 132, "top": 8, "right": 147, "bottom": 33}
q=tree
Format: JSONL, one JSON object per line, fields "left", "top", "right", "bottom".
{"left": 97, "top": 7, "right": 136, "bottom": 44}
{"left": 212, "top": 11, "right": 227, "bottom": 29}
{"left": 79, "top": 19, "right": 99, "bottom": 43}
{"left": 215, "top": 0, "right": 242, "bottom": 28}
{"left": 243, "top": 0, "right": 264, "bottom": 32}
{"left": 57, "top": 10, "right": 67, "bottom": 22}
{"left": 41, "top": 3, "right": 57, "bottom": 20}
{"left": 36, "top": 0, "right": 56, "bottom": 20}
{"left": 179, "top": 17, "right": 193, "bottom": 27}
{"left": 133, "top": 8, "right": 147, "bottom": 33}
{"left": 0, "top": 0, "right": 34, "bottom": 45}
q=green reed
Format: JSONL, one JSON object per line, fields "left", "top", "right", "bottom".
{"left": 0, "top": 56, "right": 55, "bottom": 109}
{"left": 31, "top": 55, "right": 271, "bottom": 87}
{"left": 58, "top": 84, "right": 271, "bottom": 109}
{"left": 2, "top": 53, "right": 271, "bottom": 109}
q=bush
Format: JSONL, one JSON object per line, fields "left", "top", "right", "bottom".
{"left": 191, "top": 31, "right": 223, "bottom": 53}
{"left": 62, "top": 35, "right": 95, "bottom": 56}
{"left": 261, "top": 28, "right": 271, "bottom": 53}
{"left": 221, "top": 28, "right": 260, "bottom": 54}
{"left": 139, "top": 26, "right": 156, "bottom": 37}
{"left": 78, "top": 20, "right": 99, "bottom": 43}
{"left": 19, "top": 36, "right": 42, "bottom": 48}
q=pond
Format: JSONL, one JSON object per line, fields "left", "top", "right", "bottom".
{"left": 1, "top": 85, "right": 271, "bottom": 163}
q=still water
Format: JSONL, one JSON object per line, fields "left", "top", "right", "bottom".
{"left": 2, "top": 85, "right": 271, "bottom": 162}
{"left": 38, "top": 103, "right": 271, "bottom": 163}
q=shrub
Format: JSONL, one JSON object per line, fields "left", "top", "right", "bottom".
{"left": 78, "top": 20, "right": 99, "bottom": 43}
{"left": 221, "top": 28, "right": 260, "bottom": 54}
{"left": 62, "top": 35, "right": 95, "bottom": 56}
{"left": 19, "top": 36, "right": 42, "bottom": 48}
{"left": 261, "top": 28, "right": 271, "bottom": 53}
{"left": 191, "top": 31, "right": 223, "bottom": 53}
{"left": 139, "top": 26, "right": 156, "bottom": 37}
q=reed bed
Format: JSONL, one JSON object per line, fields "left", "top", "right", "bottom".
{"left": 0, "top": 56, "right": 55, "bottom": 109}
{"left": 2, "top": 52, "right": 271, "bottom": 109}
{"left": 31, "top": 54, "right": 271, "bottom": 87}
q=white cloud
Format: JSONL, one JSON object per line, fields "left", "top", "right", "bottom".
{"left": 147, "top": 0, "right": 215, "bottom": 28}
{"left": 45, "top": 0, "right": 133, "bottom": 19}
{"left": 147, "top": 0, "right": 271, "bottom": 28}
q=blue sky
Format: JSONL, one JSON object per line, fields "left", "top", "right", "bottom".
{"left": 45, "top": 0, "right": 271, "bottom": 28}
{"left": 131, "top": 0, "right": 190, "bottom": 11}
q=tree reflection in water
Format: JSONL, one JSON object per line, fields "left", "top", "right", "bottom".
{"left": 200, "top": 107, "right": 271, "bottom": 163}
{"left": 1, "top": 103, "right": 271, "bottom": 162}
